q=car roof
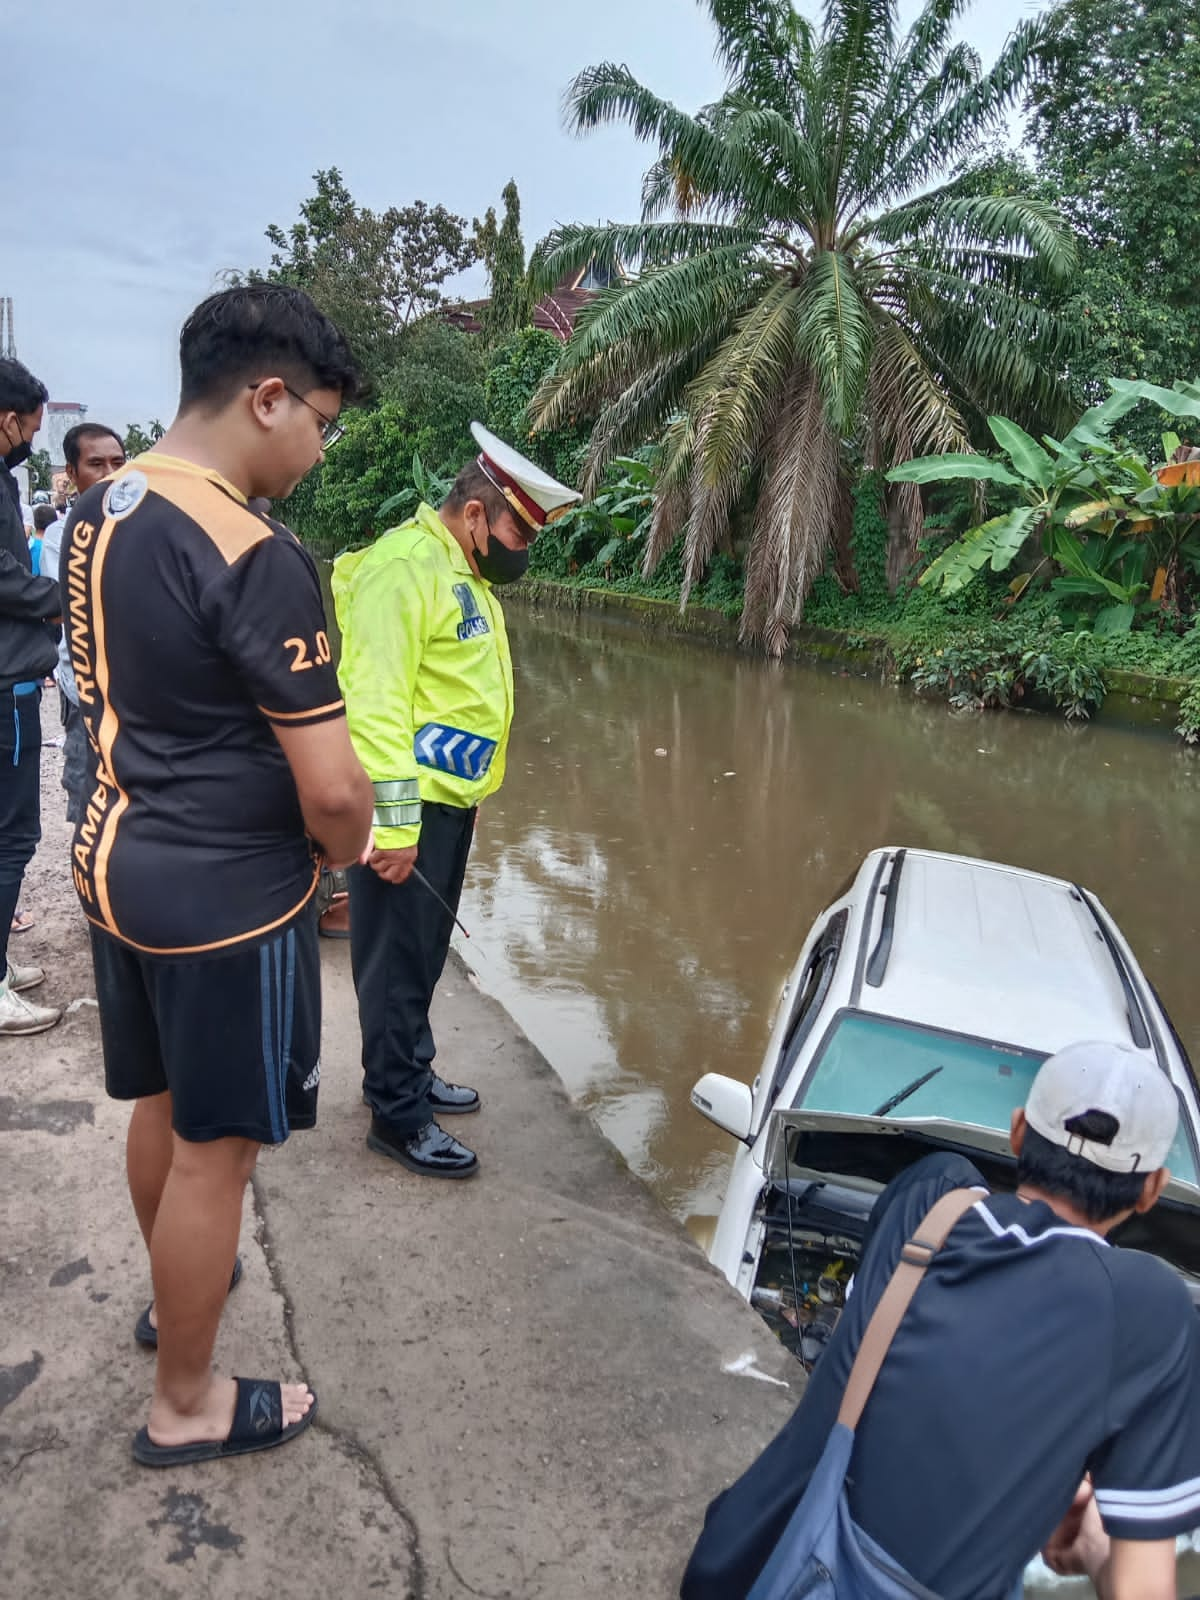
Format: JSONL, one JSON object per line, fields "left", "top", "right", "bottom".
{"left": 858, "top": 849, "right": 1142, "bottom": 1056}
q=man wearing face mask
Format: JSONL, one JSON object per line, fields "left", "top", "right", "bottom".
{"left": 334, "top": 424, "right": 580, "bottom": 1177}
{"left": 0, "top": 358, "right": 62, "bottom": 1035}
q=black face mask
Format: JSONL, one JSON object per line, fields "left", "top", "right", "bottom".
{"left": 2, "top": 419, "right": 31, "bottom": 470}
{"left": 473, "top": 514, "right": 530, "bottom": 585}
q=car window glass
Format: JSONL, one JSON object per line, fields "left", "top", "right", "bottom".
{"left": 797, "top": 1011, "right": 1043, "bottom": 1130}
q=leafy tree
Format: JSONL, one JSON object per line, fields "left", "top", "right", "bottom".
{"left": 123, "top": 419, "right": 165, "bottom": 456}
{"left": 477, "top": 181, "right": 534, "bottom": 343}
{"left": 1027, "top": 0, "right": 1200, "bottom": 411}
{"left": 298, "top": 406, "right": 447, "bottom": 553}
{"left": 530, "top": 0, "right": 1076, "bottom": 653}
{"left": 484, "top": 328, "right": 587, "bottom": 486}
{"left": 28, "top": 448, "right": 52, "bottom": 493}
{"left": 248, "top": 168, "right": 480, "bottom": 384}
{"left": 377, "top": 323, "right": 484, "bottom": 470}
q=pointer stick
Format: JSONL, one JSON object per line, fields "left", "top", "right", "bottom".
{"left": 411, "top": 866, "right": 471, "bottom": 939}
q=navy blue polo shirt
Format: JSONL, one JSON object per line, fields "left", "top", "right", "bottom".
{"left": 682, "top": 1153, "right": 1200, "bottom": 1600}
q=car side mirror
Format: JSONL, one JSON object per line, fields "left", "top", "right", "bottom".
{"left": 691, "top": 1073, "right": 754, "bottom": 1142}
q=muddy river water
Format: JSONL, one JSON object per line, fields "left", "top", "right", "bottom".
{"left": 471, "top": 606, "right": 1200, "bottom": 1590}
{"left": 455, "top": 604, "right": 1200, "bottom": 1230}
{"left": 324, "top": 583, "right": 1200, "bottom": 1587}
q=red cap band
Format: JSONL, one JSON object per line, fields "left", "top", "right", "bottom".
{"left": 477, "top": 453, "right": 546, "bottom": 530}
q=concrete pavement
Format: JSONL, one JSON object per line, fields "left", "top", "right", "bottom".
{"left": 0, "top": 713, "right": 796, "bottom": 1599}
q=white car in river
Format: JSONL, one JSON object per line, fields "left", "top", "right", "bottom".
{"left": 692, "top": 847, "right": 1200, "bottom": 1368}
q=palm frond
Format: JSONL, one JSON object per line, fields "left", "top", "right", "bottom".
{"left": 564, "top": 64, "right": 801, "bottom": 226}
{"left": 794, "top": 250, "right": 875, "bottom": 433}
{"left": 640, "top": 157, "right": 691, "bottom": 222}
{"left": 821, "top": 0, "right": 897, "bottom": 196}
{"left": 866, "top": 316, "right": 968, "bottom": 462}
{"left": 742, "top": 370, "right": 842, "bottom": 652}
{"left": 688, "top": 276, "right": 803, "bottom": 484}
{"left": 683, "top": 463, "right": 751, "bottom": 606}
{"left": 707, "top": 0, "right": 812, "bottom": 114}
{"left": 865, "top": 317, "right": 973, "bottom": 582}
{"left": 531, "top": 221, "right": 759, "bottom": 294}
{"left": 546, "top": 250, "right": 764, "bottom": 395}
{"left": 565, "top": 63, "right": 712, "bottom": 147}
{"left": 868, "top": 14, "right": 1047, "bottom": 205}
{"left": 873, "top": 191, "right": 1078, "bottom": 284}
{"left": 850, "top": 37, "right": 980, "bottom": 209}
{"left": 643, "top": 414, "right": 695, "bottom": 574}
{"left": 576, "top": 342, "right": 720, "bottom": 494}
{"left": 721, "top": 105, "right": 823, "bottom": 228}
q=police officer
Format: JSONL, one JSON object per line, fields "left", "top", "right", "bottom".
{"left": 335, "top": 424, "right": 580, "bottom": 1177}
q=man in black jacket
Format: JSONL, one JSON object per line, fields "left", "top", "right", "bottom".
{"left": 0, "top": 358, "right": 63, "bottom": 1034}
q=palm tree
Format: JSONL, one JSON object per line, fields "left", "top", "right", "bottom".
{"left": 530, "top": 0, "right": 1077, "bottom": 654}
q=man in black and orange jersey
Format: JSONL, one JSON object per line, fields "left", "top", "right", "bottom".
{"left": 61, "top": 284, "right": 373, "bottom": 1468}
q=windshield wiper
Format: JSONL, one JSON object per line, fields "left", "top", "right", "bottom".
{"left": 872, "top": 1066, "right": 943, "bottom": 1119}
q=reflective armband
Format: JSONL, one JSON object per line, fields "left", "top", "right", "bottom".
{"left": 372, "top": 778, "right": 422, "bottom": 829}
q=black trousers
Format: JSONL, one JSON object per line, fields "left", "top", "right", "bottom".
{"left": 59, "top": 690, "right": 89, "bottom": 825}
{"left": 349, "top": 801, "right": 476, "bottom": 1134}
{"left": 0, "top": 685, "right": 42, "bottom": 972}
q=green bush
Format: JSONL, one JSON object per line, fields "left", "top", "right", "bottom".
{"left": 284, "top": 319, "right": 485, "bottom": 554}
{"left": 903, "top": 613, "right": 1106, "bottom": 720}
{"left": 1176, "top": 684, "right": 1200, "bottom": 744}
{"left": 484, "top": 328, "right": 588, "bottom": 486}
{"left": 298, "top": 402, "right": 465, "bottom": 554}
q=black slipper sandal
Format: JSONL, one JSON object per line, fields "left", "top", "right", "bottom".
{"left": 131, "top": 1378, "right": 317, "bottom": 1467}
{"left": 134, "top": 1255, "right": 244, "bottom": 1349}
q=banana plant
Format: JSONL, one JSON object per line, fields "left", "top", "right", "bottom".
{"left": 1062, "top": 438, "right": 1200, "bottom": 623}
{"left": 552, "top": 455, "right": 656, "bottom": 571}
{"left": 888, "top": 378, "right": 1200, "bottom": 631}
{"left": 375, "top": 453, "right": 453, "bottom": 525}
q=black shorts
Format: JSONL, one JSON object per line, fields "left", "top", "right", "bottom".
{"left": 89, "top": 909, "right": 321, "bottom": 1144}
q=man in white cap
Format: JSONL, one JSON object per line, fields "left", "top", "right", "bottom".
{"left": 333, "top": 424, "right": 580, "bottom": 1177}
{"left": 683, "top": 1040, "right": 1200, "bottom": 1600}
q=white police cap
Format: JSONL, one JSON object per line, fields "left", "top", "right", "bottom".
{"left": 470, "top": 422, "right": 581, "bottom": 533}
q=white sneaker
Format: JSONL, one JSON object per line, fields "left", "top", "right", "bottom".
{"left": 0, "top": 980, "right": 61, "bottom": 1035}
{"left": 7, "top": 959, "right": 45, "bottom": 993}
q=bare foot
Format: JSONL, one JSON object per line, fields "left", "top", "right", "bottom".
{"left": 146, "top": 1375, "right": 314, "bottom": 1448}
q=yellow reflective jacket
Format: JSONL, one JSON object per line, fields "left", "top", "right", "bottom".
{"left": 332, "top": 503, "right": 513, "bottom": 849}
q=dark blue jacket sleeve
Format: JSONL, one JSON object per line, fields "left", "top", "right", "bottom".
{"left": 679, "top": 1153, "right": 986, "bottom": 1600}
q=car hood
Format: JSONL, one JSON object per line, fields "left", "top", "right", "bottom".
{"left": 763, "top": 1108, "right": 1200, "bottom": 1211}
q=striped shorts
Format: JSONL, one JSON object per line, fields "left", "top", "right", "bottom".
{"left": 89, "top": 908, "right": 320, "bottom": 1144}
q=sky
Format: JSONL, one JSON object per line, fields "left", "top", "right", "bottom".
{"left": 10, "top": 0, "right": 1034, "bottom": 432}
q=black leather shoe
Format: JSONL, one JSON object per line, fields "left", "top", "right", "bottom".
{"left": 366, "top": 1116, "right": 479, "bottom": 1179}
{"left": 428, "top": 1074, "right": 480, "bottom": 1115}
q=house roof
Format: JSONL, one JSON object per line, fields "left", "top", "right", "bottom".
{"left": 443, "top": 263, "right": 617, "bottom": 343}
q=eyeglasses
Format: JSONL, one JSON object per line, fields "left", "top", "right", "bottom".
{"left": 246, "top": 382, "right": 344, "bottom": 448}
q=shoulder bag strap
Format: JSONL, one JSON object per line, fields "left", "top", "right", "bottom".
{"left": 836, "top": 1186, "right": 981, "bottom": 1431}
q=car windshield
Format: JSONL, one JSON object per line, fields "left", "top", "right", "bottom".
{"left": 795, "top": 1010, "right": 1200, "bottom": 1186}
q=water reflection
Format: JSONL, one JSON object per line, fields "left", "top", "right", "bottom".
{"left": 455, "top": 605, "right": 1200, "bottom": 1221}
